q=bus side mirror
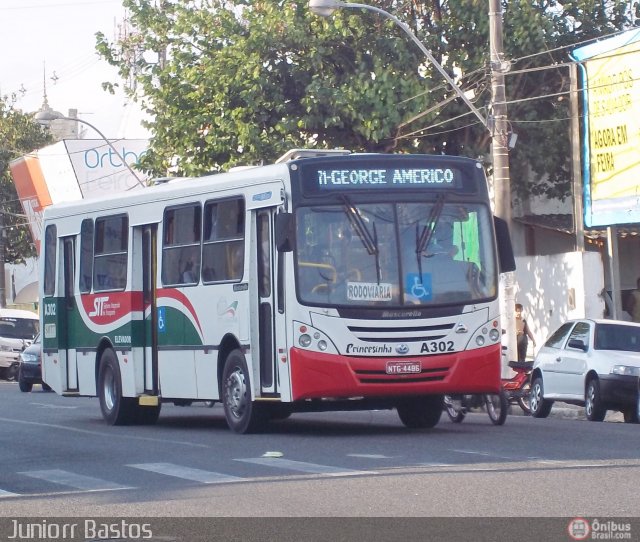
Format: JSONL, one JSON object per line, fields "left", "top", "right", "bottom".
{"left": 494, "top": 216, "right": 516, "bottom": 273}
{"left": 275, "top": 212, "right": 294, "bottom": 252}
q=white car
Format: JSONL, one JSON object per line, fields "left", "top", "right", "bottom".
{"left": 530, "top": 319, "right": 640, "bottom": 422}
{"left": 0, "top": 308, "right": 39, "bottom": 379}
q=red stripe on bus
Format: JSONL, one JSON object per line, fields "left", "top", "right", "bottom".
{"left": 289, "top": 343, "right": 501, "bottom": 401}
{"left": 80, "top": 291, "right": 144, "bottom": 326}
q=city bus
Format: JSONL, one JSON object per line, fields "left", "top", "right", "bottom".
{"left": 40, "top": 149, "right": 515, "bottom": 433}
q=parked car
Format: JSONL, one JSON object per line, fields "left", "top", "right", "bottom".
{"left": 18, "top": 334, "right": 50, "bottom": 392}
{"left": 0, "top": 308, "right": 39, "bottom": 380}
{"left": 530, "top": 319, "right": 640, "bottom": 422}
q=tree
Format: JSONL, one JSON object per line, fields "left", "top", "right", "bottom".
{"left": 97, "top": 0, "right": 634, "bottom": 200}
{"left": 0, "top": 97, "right": 52, "bottom": 264}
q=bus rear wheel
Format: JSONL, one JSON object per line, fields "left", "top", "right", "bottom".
{"left": 397, "top": 395, "right": 443, "bottom": 429}
{"left": 98, "top": 349, "right": 137, "bottom": 425}
{"left": 221, "top": 349, "right": 268, "bottom": 434}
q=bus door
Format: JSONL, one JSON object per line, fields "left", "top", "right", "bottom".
{"left": 256, "top": 209, "right": 285, "bottom": 395}
{"left": 133, "top": 224, "right": 159, "bottom": 395}
{"left": 61, "top": 236, "right": 79, "bottom": 391}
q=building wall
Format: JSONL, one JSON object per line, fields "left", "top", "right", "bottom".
{"left": 512, "top": 251, "right": 605, "bottom": 353}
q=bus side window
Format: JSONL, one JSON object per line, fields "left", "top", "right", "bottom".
{"left": 161, "top": 204, "right": 201, "bottom": 286}
{"left": 202, "top": 197, "right": 245, "bottom": 283}
{"left": 79, "top": 219, "right": 94, "bottom": 293}
{"left": 43, "top": 225, "right": 57, "bottom": 296}
{"left": 93, "top": 215, "right": 128, "bottom": 292}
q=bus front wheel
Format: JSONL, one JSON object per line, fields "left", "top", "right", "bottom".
{"left": 221, "top": 349, "right": 268, "bottom": 434}
{"left": 397, "top": 395, "right": 443, "bottom": 429}
{"left": 98, "top": 349, "right": 137, "bottom": 425}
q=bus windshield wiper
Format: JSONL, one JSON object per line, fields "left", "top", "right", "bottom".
{"left": 341, "top": 195, "right": 381, "bottom": 282}
{"left": 415, "top": 194, "right": 445, "bottom": 278}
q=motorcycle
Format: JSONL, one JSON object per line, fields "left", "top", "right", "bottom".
{"left": 443, "top": 388, "right": 508, "bottom": 425}
{"left": 502, "top": 360, "right": 533, "bottom": 414}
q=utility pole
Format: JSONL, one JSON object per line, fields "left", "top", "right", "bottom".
{"left": 489, "top": 0, "right": 516, "bottom": 369}
{"left": 0, "top": 210, "right": 5, "bottom": 308}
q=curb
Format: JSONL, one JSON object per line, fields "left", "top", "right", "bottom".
{"left": 510, "top": 402, "right": 624, "bottom": 422}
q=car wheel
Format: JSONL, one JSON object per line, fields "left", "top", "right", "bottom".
{"left": 221, "top": 349, "right": 268, "bottom": 434}
{"left": 585, "top": 378, "right": 606, "bottom": 422}
{"left": 529, "top": 377, "right": 553, "bottom": 418}
{"left": 18, "top": 379, "right": 33, "bottom": 393}
{"left": 397, "top": 395, "right": 443, "bottom": 428}
{"left": 623, "top": 408, "right": 639, "bottom": 424}
{"left": 6, "top": 364, "right": 19, "bottom": 382}
{"left": 98, "top": 349, "right": 137, "bottom": 425}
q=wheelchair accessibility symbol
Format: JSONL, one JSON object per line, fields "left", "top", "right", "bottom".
{"left": 157, "top": 307, "right": 166, "bottom": 333}
{"left": 406, "top": 273, "right": 432, "bottom": 300}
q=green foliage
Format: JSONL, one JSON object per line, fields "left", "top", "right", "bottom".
{"left": 97, "top": 0, "right": 634, "bottom": 201}
{"left": 0, "top": 98, "right": 52, "bottom": 263}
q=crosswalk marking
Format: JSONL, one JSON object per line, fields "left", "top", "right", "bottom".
{"left": 0, "top": 489, "right": 19, "bottom": 498}
{"left": 348, "top": 453, "right": 393, "bottom": 459}
{"left": 19, "top": 469, "right": 131, "bottom": 491}
{"left": 128, "top": 463, "right": 244, "bottom": 484}
{"left": 236, "top": 457, "right": 374, "bottom": 476}
{"left": 10, "top": 458, "right": 372, "bottom": 498}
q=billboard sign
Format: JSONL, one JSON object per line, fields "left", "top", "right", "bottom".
{"left": 10, "top": 139, "right": 148, "bottom": 253}
{"left": 572, "top": 29, "right": 640, "bottom": 227}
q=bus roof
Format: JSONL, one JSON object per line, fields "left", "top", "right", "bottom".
{"left": 42, "top": 151, "right": 485, "bottom": 222}
{"left": 43, "top": 161, "right": 290, "bottom": 221}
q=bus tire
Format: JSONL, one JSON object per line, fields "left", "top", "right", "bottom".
{"left": 397, "top": 395, "right": 443, "bottom": 429}
{"left": 221, "top": 349, "right": 268, "bottom": 434}
{"left": 98, "top": 349, "right": 136, "bottom": 425}
{"left": 135, "top": 403, "right": 162, "bottom": 425}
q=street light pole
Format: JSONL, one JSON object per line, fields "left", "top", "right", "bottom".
{"left": 34, "top": 111, "right": 146, "bottom": 188}
{"left": 309, "top": 0, "right": 488, "bottom": 129}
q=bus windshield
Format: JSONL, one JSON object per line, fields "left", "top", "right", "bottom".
{"left": 295, "top": 201, "right": 497, "bottom": 307}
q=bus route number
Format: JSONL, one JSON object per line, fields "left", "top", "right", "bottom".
{"left": 420, "top": 341, "right": 454, "bottom": 353}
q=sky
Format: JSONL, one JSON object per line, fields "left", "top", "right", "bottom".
{"left": 0, "top": 0, "right": 148, "bottom": 139}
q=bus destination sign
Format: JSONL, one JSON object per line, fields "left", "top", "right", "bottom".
{"left": 314, "top": 167, "right": 461, "bottom": 190}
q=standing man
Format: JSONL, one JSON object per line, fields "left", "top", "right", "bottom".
{"left": 515, "top": 303, "right": 536, "bottom": 362}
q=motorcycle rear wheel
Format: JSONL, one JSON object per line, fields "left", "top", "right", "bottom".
{"left": 484, "top": 389, "right": 508, "bottom": 425}
{"left": 517, "top": 382, "right": 532, "bottom": 414}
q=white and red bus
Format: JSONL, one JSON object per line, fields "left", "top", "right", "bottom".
{"left": 40, "top": 150, "right": 514, "bottom": 433}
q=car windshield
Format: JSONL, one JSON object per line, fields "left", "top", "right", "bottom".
{"left": 0, "top": 317, "right": 39, "bottom": 340}
{"left": 295, "top": 201, "right": 497, "bottom": 307}
{"left": 594, "top": 323, "right": 640, "bottom": 352}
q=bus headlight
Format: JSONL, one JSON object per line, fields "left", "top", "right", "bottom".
{"left": 468, "top": 319, "right": 501, "bottom": 350}
{"left": 294, "top": 321, "right": 339, "bottom": 354}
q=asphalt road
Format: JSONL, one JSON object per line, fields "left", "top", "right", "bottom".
{"left": 2, "top": 380, "right": 640, "bottom": 522}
